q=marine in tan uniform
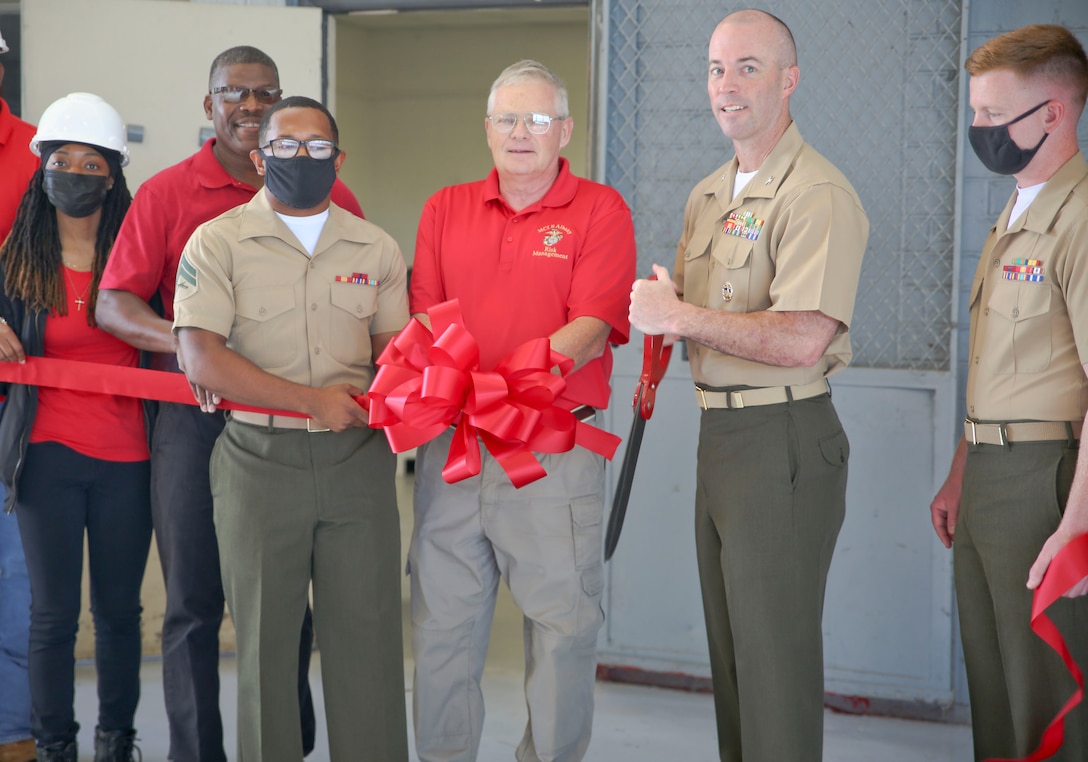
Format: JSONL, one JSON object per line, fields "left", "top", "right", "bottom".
{"left": 629, "top": 11, "right": 868, "bottom": 761}
{"left": 173, "top": 96, "right": 409, "bottom": 761}
{"left": 930, "top": 24, "right": 1088, "bottom": 762}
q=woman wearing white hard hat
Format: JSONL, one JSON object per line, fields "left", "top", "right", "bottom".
{"left": 0, "top": 93, "right": 149, "bottom": 762}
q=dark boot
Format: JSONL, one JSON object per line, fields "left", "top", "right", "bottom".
{"left": 36, "top": 739, "right": 77, "bottom": 762}
{"left": 94, "top": 727, "right": 141, "bottom": 762}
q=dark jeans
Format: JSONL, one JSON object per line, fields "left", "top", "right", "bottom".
{"left": 15, "top": 442, "right": 152, "bottom": 744}
{"left": 151, "top": 402, "right": 315, "bottom": 762}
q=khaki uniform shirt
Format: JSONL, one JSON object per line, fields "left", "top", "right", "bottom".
{"left": 966, "top": 152, "right": 1088, "bottom": 422}
{"left": 173, "top": 188, "right": 409, "bottom": 391}
{"left": 675, "top": 123, "right": 869, "bottom": 388}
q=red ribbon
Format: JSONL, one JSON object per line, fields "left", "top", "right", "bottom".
{"left": 0, "top": 355, "right": 310, "bottom": 418}
{"left": 985, "top": 533, "right": 1088, "bottom": 762}
{"left": 366, "top": 299, "right": 621, "bottom": 487}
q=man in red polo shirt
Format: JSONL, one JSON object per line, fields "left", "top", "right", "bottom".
{"left": 95, "top": 46, "right": 363, "bottom": 762}
{"left": 0, "top": 25, "right": 38, "bottom": 762}
{"left": 408, "top": 59, "right": 635, "bottom": 762}
{"left": 0, "top": 28, "right": 36, "bottom": 240}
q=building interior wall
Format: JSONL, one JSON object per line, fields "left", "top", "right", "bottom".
{"left": 333, "top": 7, "right": 590, "bottom": 265}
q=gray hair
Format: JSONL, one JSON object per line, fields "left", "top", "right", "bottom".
{"left": 487, "top": 59, "right": 569, "bottom": 117}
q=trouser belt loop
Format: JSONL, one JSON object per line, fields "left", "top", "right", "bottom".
{"left": 264, "top": 414, "right": 275, "bottom": 433}
{"left": 1066, "top": 421, "right": 1077, "bottom": 446}
{"left": 785, "top": 385, "right": 795, "bottom": 405}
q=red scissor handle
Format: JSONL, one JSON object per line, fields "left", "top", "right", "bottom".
{"left": 633, "top": 274, "right": 672, "bottom": 420}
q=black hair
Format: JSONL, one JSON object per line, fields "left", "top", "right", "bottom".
{"left": 208, "top": 45, "right": 279, "bottom": 88}
{"left": 0, "top": 160, "right": 131, "bottom": 324}
{"left": 258, "top": 96, "right": 340, "bottom": 146}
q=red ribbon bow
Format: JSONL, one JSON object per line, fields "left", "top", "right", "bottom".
{"left": 366, "top": 299, "right": 621, "bottom": 487}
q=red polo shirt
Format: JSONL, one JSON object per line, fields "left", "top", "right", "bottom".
{"left": 0, "top": 98, "right": 38, "bottom": 241}
{"left": 410, "top": 159, "right": 635, "bottom": 409}
{"left": 100, "top": 138, "right": 364, "bottom": 320}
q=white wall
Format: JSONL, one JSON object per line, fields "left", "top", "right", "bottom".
{"left": 22, "top": 0, "right": 324, "bottom": 189}
{"left": 334, "top": 8, "right": 590, "bottom": 263}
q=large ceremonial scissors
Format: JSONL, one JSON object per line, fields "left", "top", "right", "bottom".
{"left": 604, "top": 316, "right": 672, "bottom": 561}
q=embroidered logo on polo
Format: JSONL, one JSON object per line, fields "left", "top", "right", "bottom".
{"left": 334, "top": 272, "right": 379, "bottom": 286}
{"left": 723, "top": 210, "right": 764, "bottom": 241}
{"left": 1002, "top": 258, "right": 1044, "bottom": 283}
{"left": 177, "top": 254, "right": 198, "bottom": 291}
{"left": 532, "top": 224, "right": 573, "bottom": 260}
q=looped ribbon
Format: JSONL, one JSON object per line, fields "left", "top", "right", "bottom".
{"left": 366, "top": 299, "right": 621, "bottom": 487}
{"left": 985, "top": 533, "right": 1088, "bottom": 762}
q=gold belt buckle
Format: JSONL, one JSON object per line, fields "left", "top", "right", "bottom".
{"left": 306, "top": 418, "right": 331, "bottom": 433}
{"left": 968, "top": 419, "right": 978, "bottom": 445}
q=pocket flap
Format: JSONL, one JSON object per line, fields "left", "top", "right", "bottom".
{"left": 235, "top": 287, "right": 294, "bottom": 322}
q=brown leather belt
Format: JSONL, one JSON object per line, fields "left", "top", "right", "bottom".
{"left": 571, "top": 405, "right": 597, "bottom": 422}
{"left": 695, "top": 379, "right": 830, "bottom": 410}
{"left": 230, "top": 410, "right": 331, "bottom": 433}
{"left": 964, "top": 418, "right": 1081, "bottom": 446}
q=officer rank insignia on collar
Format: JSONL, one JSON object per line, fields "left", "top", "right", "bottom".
{"left": 723, "top": 210, "right": 764, "bottom": 241}
{"left": 335, "top": 272, "right": 378, "bottom": 286}
{"left": 1002, "top": 258, "right": 1044, "bottom": 283}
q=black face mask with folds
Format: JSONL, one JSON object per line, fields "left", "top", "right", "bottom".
{"left": 43, "top": 170, "right": 110, "bottom": 218}
{"left": 968, "top": 101, "right": 1049, "bottom": 175}
{"left": 261, "top": 153, "right": 339, "bottom": 210}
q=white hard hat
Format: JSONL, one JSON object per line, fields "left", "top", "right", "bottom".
{"left": 0, "top": 27, "right": 8, "bottom": 54}
{"left": 30, "top": 92, "right": 130, "bottom": 167}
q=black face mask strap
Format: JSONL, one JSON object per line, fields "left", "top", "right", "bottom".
{"left": 1002, "top": 100, "right": 1050, "bottom": 129}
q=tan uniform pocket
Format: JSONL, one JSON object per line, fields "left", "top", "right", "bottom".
{"left": 234, "top": 287, "right": 296, "bottom": 370}
{"left": 328, "top": 282, "right": 378, "bottom": 366}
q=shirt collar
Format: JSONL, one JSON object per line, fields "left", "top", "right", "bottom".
{"left": 707, "top": 121, "right": 805, "bottom": 208}
{"left": 1003, "top": 151, "right": 1088, "bottom": 235}
{"left": 193, "top": 138, "right": 258, "bottom": 193}
{"left": 238, "top": 186, "right": 379, "bottom": 253}
{"left": 482, "top": 157, "right": 577, "bottom": 212}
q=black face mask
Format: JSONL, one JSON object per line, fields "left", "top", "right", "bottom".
{"left": 261, "top": 153, "right": 339, "bottom": 210}
{"left": 968, "top": 100, "right": 1050, "bottom": 175}
{"left": 43, "top": 170, "right": 110, "bottom": 218}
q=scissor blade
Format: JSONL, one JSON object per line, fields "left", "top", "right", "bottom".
{"left": 604, "top": 387, "right": 647, "bottom": 561}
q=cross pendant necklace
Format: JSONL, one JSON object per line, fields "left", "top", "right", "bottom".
{"left": 63, "top": 267, "right": 91, "bottom": 311}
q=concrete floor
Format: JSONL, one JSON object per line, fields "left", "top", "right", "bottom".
{"left": 68, "top": 474, "right": 973, "bottom": 761}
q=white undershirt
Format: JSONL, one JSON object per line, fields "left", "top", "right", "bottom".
{"left": 276, "top": 209, "right": 330, "bottom": 256}
{"left": 1008, "top": 182, "right": 1045, "bottom": 230}
{"left": 733, "top": 170, "right": 758, "bottom": 200}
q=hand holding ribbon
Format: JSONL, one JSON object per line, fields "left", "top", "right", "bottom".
{"left": 366, "top": 299, "right": 621, "bottom": 487}
{"left": 984, "top": 533, "right": 1088, "bottom": 762}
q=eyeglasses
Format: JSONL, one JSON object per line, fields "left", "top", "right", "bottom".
{"left": 260, "top": 138, "right": 339, "bottom": 160}
{"left": 487, "top": 112, "right": 566, "bottom": 135}
{"left": 209, "top": 86, "right": 282, "bottom": 105}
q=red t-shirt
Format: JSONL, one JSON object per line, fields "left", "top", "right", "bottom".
{"left": 99, "top": 138, "right": 364, "bottom": 320}
{"left": 29, "top": 267, "right": 149, "bottom": 462}
{"left": 410, "top": 159, "right": 635, "bottom": 410}
{"left": 0, "top": 98, "right": 39, "bottom": 242}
